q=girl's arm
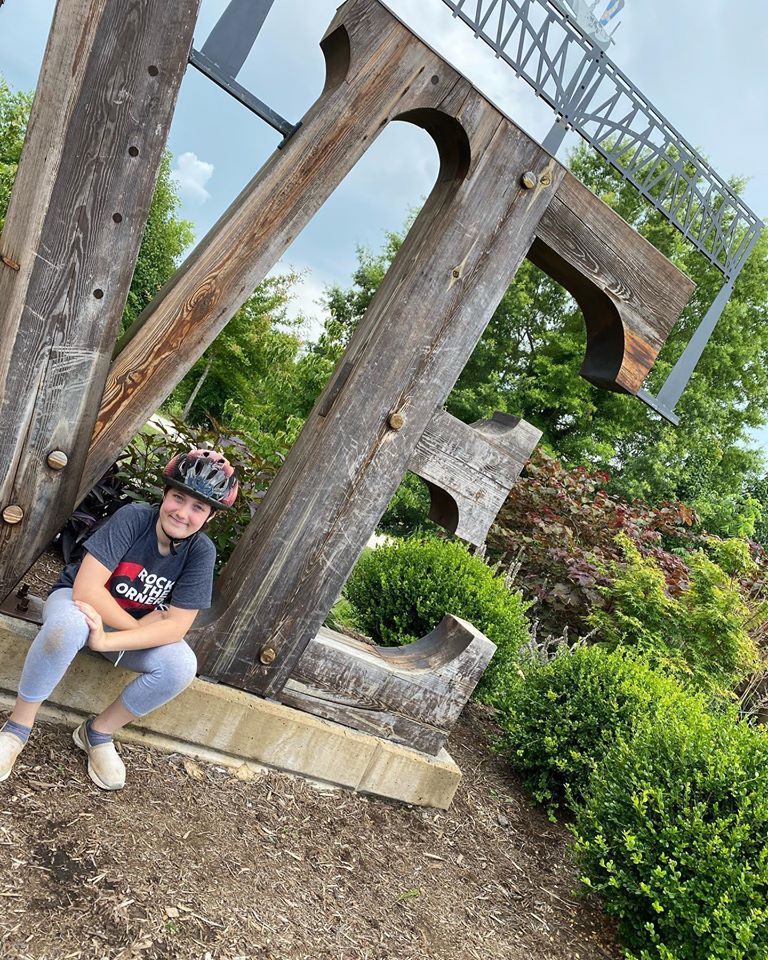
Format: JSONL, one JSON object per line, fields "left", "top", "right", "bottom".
{"left": 74, "top": 600, "right": 199, "bottom": 652}
{"left": 71, "top": 554, "right": 140, "bottom": 630}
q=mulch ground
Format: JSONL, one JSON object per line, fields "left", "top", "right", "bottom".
{"left": 1, "top": 551, "right": 621, "bottom": 960}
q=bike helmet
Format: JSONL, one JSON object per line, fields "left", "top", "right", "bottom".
{"left": 162, "top": 449, "right": 239, "bottom": 510}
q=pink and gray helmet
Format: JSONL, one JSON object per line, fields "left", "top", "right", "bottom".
{"left": 162, "top": 449, "right": 239, "bottom": 511}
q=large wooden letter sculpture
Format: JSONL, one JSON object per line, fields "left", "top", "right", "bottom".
{"left": 0, "top": 0, "right": 694, "bottom": 756}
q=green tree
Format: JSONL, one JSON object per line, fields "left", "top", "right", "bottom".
{"left": 168, "top": 273, "right": 305, "bottom": 436}
{"left": 0, "top": 78, "right": 31, "bottom": 234}
{"left": 120, "top": 152, "right": 194, "bottom": 336}
{"left": 290, "top": 231, "right": 406, "bottom": 419}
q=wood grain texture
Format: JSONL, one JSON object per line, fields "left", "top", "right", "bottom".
{"left": 0, "top": 0, "right": 199, "bottom": 597}
{"left": 279, "top": 615, "right": 496, "bottom": 755}
{"left": 0, "top": 0, "right": 104, "bottom": 400}
{"left": 409, "top": 410, "right": 542, "bottom": 545}
{"left": 78, "top": 0, "right": 467, "bottom": 501}
{"left": 530, "top": 173, "right": 696, "bottom": 393}
{"left": 187, "top": 8, "right": 565, "bottom": 695}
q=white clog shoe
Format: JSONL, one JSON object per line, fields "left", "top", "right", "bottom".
{"left": 73, "top": 720, "right": 126, "bottom": 791}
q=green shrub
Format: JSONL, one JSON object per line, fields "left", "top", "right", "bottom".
{"left": 345, "top": 536, "right": 530, "bottom": 702}
{"left": 487, "top": 449, "right": 696, "bottom": 637}
{"left": 496, "top": 646, "right": 710, "bottom": 811}
{"left": 589, "top": 536, "right": 761, "bottom": 694}
{"left": 376, "top": 472, "right": 437, "bottom": 537}
{"left": 703, "top": 537, "right": 758, "bottom": 577}
{"left": 573, "top": 711, "right": 768, "bottom": 960}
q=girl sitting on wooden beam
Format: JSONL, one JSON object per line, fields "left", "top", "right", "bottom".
{"left": 0, "top": 450, "right": 238, "bottom": 790}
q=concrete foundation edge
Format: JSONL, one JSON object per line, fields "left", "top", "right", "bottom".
{"left": 0, "top": 615, "right": 461, "bottom": 809}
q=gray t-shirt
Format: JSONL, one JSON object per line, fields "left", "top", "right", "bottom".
{"left": 52, "top": 503, "right": 216, "bottom": 618}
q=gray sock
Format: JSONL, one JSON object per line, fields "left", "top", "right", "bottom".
{"left": 2, "top": 719, "right": 31, "bottom": 744}
{"left": 85, "top": 717, "right": 113, "bottom": 747}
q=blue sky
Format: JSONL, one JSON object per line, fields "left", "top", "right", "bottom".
{"left": 1, "top": 0, "right": 767, "bottom": 437}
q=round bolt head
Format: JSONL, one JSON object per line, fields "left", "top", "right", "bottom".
{"left": 388, "top": 411, "right": 406, "bottom": 431}
{"left": 540, "top": 172, "right": 552, "bottom": 186}
{"left": 3, "top": 505, "right": 24, "bottom": 525}
{"left": 47, "top": 450, "right": 69, "bottom": 470}
{"left": 521, "top": 170, "right": 538, "bottom": 189}
{"left": 259, "top": 644, "right": 277, "bottom": 666}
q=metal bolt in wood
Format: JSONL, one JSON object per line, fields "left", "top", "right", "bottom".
{"left": 47, "top": 450, "right": 69, "bottom": 470}
{"left": 2, "top": 505, "right": 24, "bottom": 525}
{"left": 521, "top": 170, "right": 538, "bottom": 189}
{"left": 259, "top": 643, "right": 277, "bottom": 666}
{"left": 540, "top": 171, "right": 552, "bottom": 186}
{"left": 388, "top": 411, "right": 406, "bottom": 431}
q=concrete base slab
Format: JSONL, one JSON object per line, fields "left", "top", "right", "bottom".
{"left": 0, "top": 615, "right": 461, "bottom": 809}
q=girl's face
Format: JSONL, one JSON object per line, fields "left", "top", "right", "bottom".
{"left": 158, "top": 488, "right": 213, "bottom": 541}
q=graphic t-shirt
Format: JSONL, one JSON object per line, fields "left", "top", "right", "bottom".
{"left": 51, "top": 503, "right": 216, "bottom": 618}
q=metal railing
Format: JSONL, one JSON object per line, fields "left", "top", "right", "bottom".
{"left": 440, "top": 0, "right": 762, "bottom": 280}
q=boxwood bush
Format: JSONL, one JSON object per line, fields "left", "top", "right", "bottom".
{"left": 344, "top": 536, "right": 531, "bottom": 702}
{"left": 496, "top": 645, "right": 713, "bottom": 811}
{"left": 573, "top": 710, "right": 768, "bottom": 960}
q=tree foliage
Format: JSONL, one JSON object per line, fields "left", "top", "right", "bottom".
{"left": 0, "top": 78, "right": 31, "bottom": 235}
{"left": 167, "top": 273, "right": 305, "bottom": 443}
{"left": 120, "top": 152, "right": 194, "bottom": 337}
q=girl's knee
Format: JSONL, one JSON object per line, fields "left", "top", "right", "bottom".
{"left": 158, "top": 641, "right": 198, "bottom": 690}
{"left": 40, "top": 601, "right": 89, "bottom": 653}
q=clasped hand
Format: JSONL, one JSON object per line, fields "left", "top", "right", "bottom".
{"left": 73, "top": 600, "right": 112, "bottom": 652}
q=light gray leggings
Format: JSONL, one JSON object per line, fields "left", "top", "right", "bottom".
{"left": 17, "top": 588, "right": 198, "bottom": 717}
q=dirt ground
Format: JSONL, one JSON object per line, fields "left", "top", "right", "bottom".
{"left": 1, "top": 551, "right": 621, "bottom": 960}
{"left": 0, "top": 707, "right": 620, "bottom": 960}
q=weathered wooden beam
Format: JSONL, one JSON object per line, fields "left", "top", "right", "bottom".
{"left": 0, "top": 0, "right": 200, "bottom": 598}
{"left": 0, "top": 0, "right": 101, "bottom": 395}
{"left": 409, "top": 410, "right": 542, "bottom": 546}
{"left": 187, "top": 19, "right": 565, "bottom": 694}
{"left": 531, "top": 173, "right": 696, "bottom": 394}
{"left": 77, "top": 0, "right": 467, "bottom": 501}
{"left": 279, "top": 616, "right": 496, "bottom": 756}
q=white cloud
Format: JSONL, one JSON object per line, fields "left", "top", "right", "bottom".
{"left": 171, "top": 151, "right": 214, "bottom": 204}
{"left": 274, "top": 264, "right": 330, "bottom": 341}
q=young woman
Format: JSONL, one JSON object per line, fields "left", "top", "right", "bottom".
{"left": 0, "top": 449, "right": 238, "bottom": 790}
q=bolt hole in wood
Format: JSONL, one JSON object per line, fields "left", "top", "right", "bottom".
{"left": 147, "top": 64, "right": 159, "bottom": 76}
{"left": 93, "top": 288, "right": 104, "bottom": 299}
{"left": 431, "top": 74, "right": 439, "bottom": 84}
{"left": 128, "top": 145, "right": 139, "bottom": 157}
{"left": 113, "top": 212, "right": 123, "bottom": 223}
